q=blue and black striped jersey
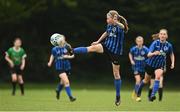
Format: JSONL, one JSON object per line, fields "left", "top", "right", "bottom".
{"left": 146, "top": 39, "right": 173, "bottom": 68}
{"left": 130, "top": 46, "right": 149, "bottom": 72}
{"left": 103, "top": 24, "right": 124, "bottom": 55}
{"left": 51, "top": 46, "right": 71, "bottom": 71}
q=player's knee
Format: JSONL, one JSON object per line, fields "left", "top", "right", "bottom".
{"left": 155, "top": 69, "right": 163, "bottom": 80}
{"left": 155, "top": 76, "right": 161, "bottom": 80}
{"left": 135, "top": 76, "right": 141, "bottom": 84}
{"left": 113, "top": 73, "right": 120, "bottom": 79}
{"left": 18, "top": 79, "right": 24, "bottom": 84}
{"left": 113, "top": 70, "right": 120, "bottom": 79}
{"left": 12, "top": 77, "right": 17, "bottom": 82}
{"left": 87, "top": 46, "right": 93, "bottom": 52}
{"left": 87, "top": 46, "right": 96, "bottom": 52}
{"left": 17, "top": 76, "right": 23, "bottom": 83}
{"left": 136, "top": 80, "right": 141, "bottom": 84}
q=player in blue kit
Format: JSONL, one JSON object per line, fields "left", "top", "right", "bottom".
{"left": 73, "top": 10, "right": 129, "bottom": 106}
{"left": 47, "top": 35, "right": 76, "bottom": 102}
{"left": 148, "top": 33, "right": 166, "bottom": 101}
{"left": 137, "top": 29, "right": 175, "bottom": 102}
{"left": 129, "top": 36, "right": 149, "bottom": 102}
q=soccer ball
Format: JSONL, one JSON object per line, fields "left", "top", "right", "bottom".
{"left": 50, "top": 33, "right": 64, "bottom": 46}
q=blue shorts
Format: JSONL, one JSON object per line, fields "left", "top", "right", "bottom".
{"left": 132, "top": 66, "right": 145, "bottom": 76}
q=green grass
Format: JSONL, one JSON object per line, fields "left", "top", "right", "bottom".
{"left": 0, "top": 83, "right": 180, "bottom": 111}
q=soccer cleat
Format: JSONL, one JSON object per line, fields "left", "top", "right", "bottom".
{"left": 115, "top": 96, "right": 121, "bottom": 106}
{"left": 131, "top": 90, "right": 137, "bottom": 100}
{"left": 56, "top": 90, "right": 60, "bottom": 100}
{"left": 69, "top": 96, "right": 76, "bottom": 102}
{"left": 136, "top": 97, "right": 141, "bottom": 102}
{"left": 149, "top": 96, "right": 156, "bottom": 102}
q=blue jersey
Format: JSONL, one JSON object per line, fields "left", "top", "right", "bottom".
{"left": 103, "top": 24, "right": 124, "bottom": 55}
{"left": 146, "top": 39, "right": 173, "bottom": 68}
{"left": 130, "top": 46, "right": 149, "bottom": 73}
{"left": 51, "top": 46, "right": 71, "bottom": 71}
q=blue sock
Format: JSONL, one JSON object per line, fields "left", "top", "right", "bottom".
{"left": 114, "top": 79, "right": 122, "bottom": 97}
{"left": 56, "top": 83, "right": 63, "bottom": 92}
{"left": 137, "top": 80, "right": 145, "bottom": 97}
{"left": 73, "top": 47, "right": 88, "bottom": 54}
{"left": 65, "top": 86, "right": 72, "bottom": 97}
{"left": 134, "top": 84, "right": 139, "bottom": 94}
{"left": 151, "top": 80, "right": 160, "bottom": 97}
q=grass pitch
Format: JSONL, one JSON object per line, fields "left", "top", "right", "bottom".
{"left": 0, "top": 83, "right": 179, "bottom": 111}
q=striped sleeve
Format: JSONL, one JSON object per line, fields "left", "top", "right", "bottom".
{"left": 149, "top": 41, "right": 157, "bottom": 53}
{"left": 168, "top": 43, "right": 173, "bottom": 54}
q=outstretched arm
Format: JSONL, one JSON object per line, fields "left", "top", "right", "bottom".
{"left": 47, "top": 55, "right": 54, "bottom": 67}
{"left": 63, "top": 54, "right": 75, "bottom": 59}
{"left": 91, "top": 32, "right": 108, "bottom": 45}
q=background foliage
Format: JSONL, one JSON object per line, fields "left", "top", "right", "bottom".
{"left": 0, "top": 0, "right": 179, "bottom": 83}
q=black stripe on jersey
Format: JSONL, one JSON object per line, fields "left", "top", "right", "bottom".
{"left": 119, "top": 32, "right": 124, "bottom": 55}
{"left": 114, "top": 27, "right": 120, "bottom": 54}
{"left": 109, "top": 36, "right": 114, "bottom": 49}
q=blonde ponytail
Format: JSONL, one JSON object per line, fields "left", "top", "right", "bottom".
{"left": 107, "top": 10, "right": 129, "bottom": 33}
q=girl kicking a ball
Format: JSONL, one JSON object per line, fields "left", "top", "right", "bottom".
{"left": 73, "top": 10, "right": 129, "bottom": 106}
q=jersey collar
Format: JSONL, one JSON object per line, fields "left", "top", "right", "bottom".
{"left": 13, "top": 47, "right": 21, "bottom": 52}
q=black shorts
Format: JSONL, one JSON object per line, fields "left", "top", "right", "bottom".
{"left": 145, "top": 65, "right": 163, "bottom": 78}
{"left": 10, "top": 65, "right": 23, "bottom": 75}
{"left": 102, "top": 44, "right": 122, "bottom": 65}
{"left": 56, "top": 70, "right": 71, "bottom": 76}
